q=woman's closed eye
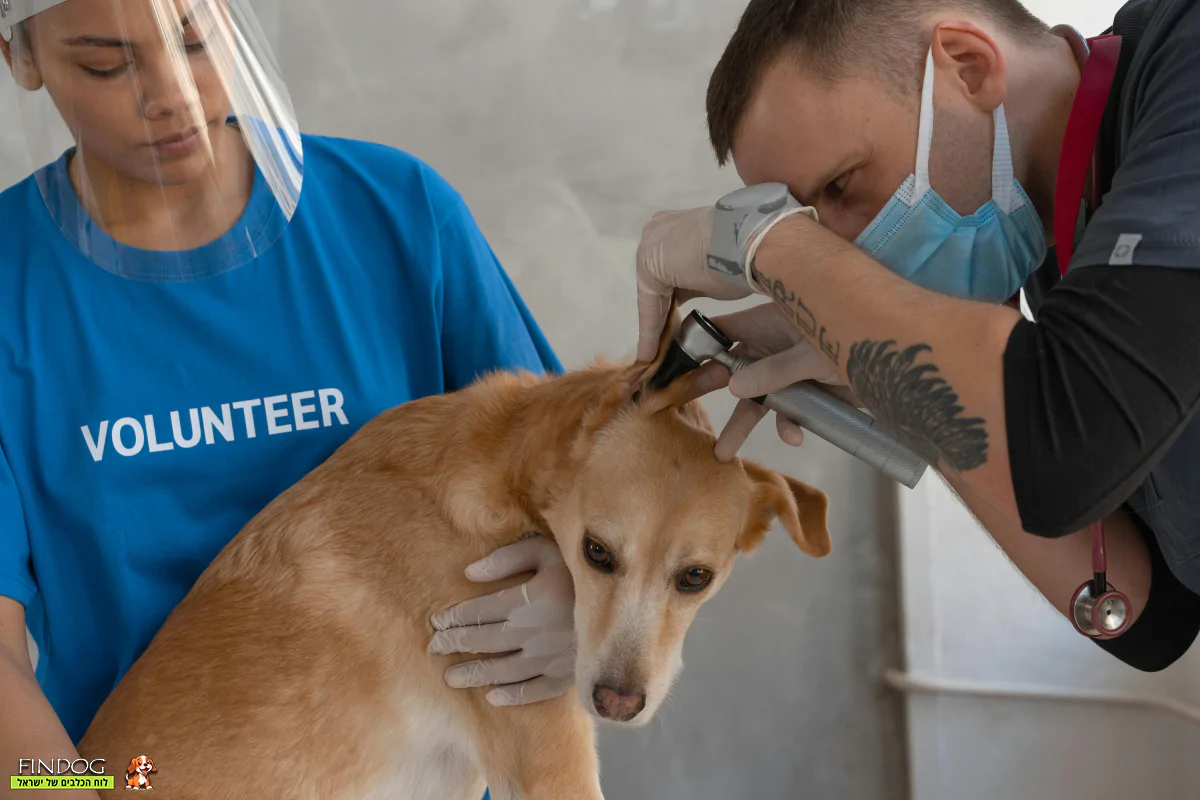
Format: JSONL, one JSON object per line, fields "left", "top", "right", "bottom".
{"left": 79, "top": 41, "right": 207, "bottom": 79}
{"left": 80, "top": 61, "right": 131, "bottom": 78}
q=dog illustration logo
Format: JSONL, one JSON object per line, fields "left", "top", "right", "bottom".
{"left": 124, "top": 755, "right": 156, "bottom": 790}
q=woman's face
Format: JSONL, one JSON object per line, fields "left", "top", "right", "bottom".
{"left": 8, "top": 0, "right": 233, "bottom": 186}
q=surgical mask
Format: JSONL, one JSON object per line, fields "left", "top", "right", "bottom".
{"left": 854, "top": 49, "right": 1047, "bottom": 302}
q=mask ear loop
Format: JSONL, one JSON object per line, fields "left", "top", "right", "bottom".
{"left": 991, "top": 104, "right": 1022, "bottom": 213}
{"left": 912, "top": 48, "right": 937, "bottom": 204}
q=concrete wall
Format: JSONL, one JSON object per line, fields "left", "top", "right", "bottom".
{"left": 0, "top": 1, "right": 907, "bottom": 798}
{"left": 898, "top": 476, "right": 1200, "bottom": 800}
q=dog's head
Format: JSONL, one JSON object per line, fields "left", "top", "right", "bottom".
{"left": 126, "top": 755, "right": 155, "bottom": 775}
{"left": 552, "top": 304, "right": 830, "bottom": 726}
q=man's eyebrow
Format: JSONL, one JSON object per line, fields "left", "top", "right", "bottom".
{"left": 61, "top": 16, "right": 192, "bottom": 48}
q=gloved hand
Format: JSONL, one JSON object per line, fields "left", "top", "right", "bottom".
{"left": 636, "top": 206, "right": 751, "bottom": 363}
{"left": 428, "top": 535, "right": 576, "bottom": 707}
{"left": 633, "top": 194, "right": 820, "bottom": 362}
{"left": 683, "top": 303, "right": 856, "bottom": 461}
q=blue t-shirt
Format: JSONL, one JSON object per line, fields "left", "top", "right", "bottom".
{"left": 0, "top": 134, "right": 561, "bottom": 744}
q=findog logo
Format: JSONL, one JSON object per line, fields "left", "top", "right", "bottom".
{"left": 124, "top": 755, "right": 156, "bottom": 791}
{"left": 10, "top": 757, "right": 112, "bottom": 791}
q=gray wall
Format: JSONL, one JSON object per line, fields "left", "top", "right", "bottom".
{"left": 1, "top": 1, "right": 907, "bottom": 797}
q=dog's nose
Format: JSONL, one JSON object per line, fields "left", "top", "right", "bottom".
{"left": 592, "top": 684, "right": 646, "bottom": 722}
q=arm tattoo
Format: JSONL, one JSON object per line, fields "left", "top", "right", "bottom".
{"left": 750, "top": 263, "right": 841, "bottom": 366}
{"left": 845, "top": 340, "right": 989, "bottom": 472}
{"left": 748, "top": 262, "right": 984, "bottom": 469}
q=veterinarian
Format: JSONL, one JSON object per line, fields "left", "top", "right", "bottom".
{"left": 394, "top": 0, "right": 1200, "bottom": 724}
{"left": 435, "top": 0, "right": 1200, "bottom": 705}
{"left": 624, "top": 0, "right": 1200, "bottom": 672}
{"left": 0, "top": 0, "right": 564, "bottom": 791}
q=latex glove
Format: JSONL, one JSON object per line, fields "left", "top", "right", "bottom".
{"left": 682, "top": 303, "right": 856, "bottom": 461}
{"left": 428, "top": 535, "right": 575, "bottom": 707}
{"left": 636, "top": 206, "right": 750, "bottom": 362}
{"left": 636, "top": 195, "right": 820, "bottom": 363}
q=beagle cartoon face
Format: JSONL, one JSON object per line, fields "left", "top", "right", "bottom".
{"left": 124, "top": 755, "right": 156, "bottom": 790}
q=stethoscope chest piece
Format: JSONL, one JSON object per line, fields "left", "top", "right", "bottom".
{"left": 1071, "top": 579, "right": 1131, "bottom": 638}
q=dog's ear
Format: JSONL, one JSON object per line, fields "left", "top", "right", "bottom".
{"left": 738, "top": 460, "right": 830, "bottom": 558}
{"left": 146, "top": 758, "right": 156, "bottom": 773}
{"left": 125, "top": 758, "right": 138, "bottom": 776}
{"left": 624, "top": 296, "right": 695, "bottom": 412}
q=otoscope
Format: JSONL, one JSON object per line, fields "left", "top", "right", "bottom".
{"left": 649, "top": 310, "right": 929, "bottom": 489}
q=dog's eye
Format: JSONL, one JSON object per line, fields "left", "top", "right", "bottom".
{"left": 678, "top": 567, "right": 713, "bottom": 592}
{"left": 583, "top": 536, "right": 614, "bottom": 572}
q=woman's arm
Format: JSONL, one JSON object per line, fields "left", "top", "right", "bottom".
{"left": 0, "top": 598, "right": 101, "bottom": 800}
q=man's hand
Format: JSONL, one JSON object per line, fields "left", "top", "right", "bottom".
{"left": 681, "top": 303, "right": 858, "bottom": 460}
{"left": 636, "top": 206, "right": 752, "bottom": 362}
{"left": 636, "top": 194, "right": 821, "bottom": 363}
{"left": 428, "top": 535, "right": 575, "bottom": 707}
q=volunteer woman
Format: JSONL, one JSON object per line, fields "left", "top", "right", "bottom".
{"left": 0, "top": 0, "right": 561, "bottom": 787}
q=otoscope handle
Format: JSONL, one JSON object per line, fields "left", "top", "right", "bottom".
{"left": 713, "top": 351, "right": 929, "bottom": 489}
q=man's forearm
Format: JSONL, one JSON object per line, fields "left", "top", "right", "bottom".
{"left": 942, "top": 471, "right": 1150, "bottom": 633}
{"left": 752, "top": 214, "right": 1024, "bottom": 518}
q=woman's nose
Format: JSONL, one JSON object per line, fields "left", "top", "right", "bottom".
{"left": 136, "top": 52, "right": 199, "bottom": 120}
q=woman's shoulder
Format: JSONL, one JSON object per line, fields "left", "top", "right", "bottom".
{"left": 0, "top": 171, "right": 43, "bottom": 218}
{"left": 297, "top": 134, "right": 467, "bottom": 227}
{"left": 0, "top": 173, "right": 50, "bottom": 277}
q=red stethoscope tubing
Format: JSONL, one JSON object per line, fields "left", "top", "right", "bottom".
{"left": 1055, "top": 33, "right": 1132, "bottom": 638}
{"left": 1092, "top": 521, "right": 1107, "bottom": 577}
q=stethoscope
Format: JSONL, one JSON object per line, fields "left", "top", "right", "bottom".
{"left": 1054, "top": 27, "right": 1133, "bottom": 640}
{"left": 1069, "top": 521, "right": 1131, "bottom": 638}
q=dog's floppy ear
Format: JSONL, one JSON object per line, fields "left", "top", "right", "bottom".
{"left": 738, "top": 460, "right": 831, "bottom": 558}
{"left": 146, "top": 757, "right": 156, "bottom": 773}
{"left": 125, "top": 758, "right": 139, "bottom": 776}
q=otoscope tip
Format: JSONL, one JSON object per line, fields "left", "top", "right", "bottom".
{"left": 645, "top": 341, "right": 703, "bottom": 393}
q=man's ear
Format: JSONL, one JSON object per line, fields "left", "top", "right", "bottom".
{"left": 738, "top": 460, "right": 830, "bottom": 558}
{"left": 930, "top": 20, "right": 1007, "bottom": 113}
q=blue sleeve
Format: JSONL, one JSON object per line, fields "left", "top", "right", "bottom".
{"left": 0, "top": 437, "right": 36, "bottom": 608}
{"left": 437, "top": 199, "right": 563, "bottom": 390}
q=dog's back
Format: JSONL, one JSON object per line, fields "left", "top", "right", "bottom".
{"left": 78, "top": 369, "right": 602, "bottom": 799}
{"left": 77, "top": 330, "right": 831, "bottom": 800}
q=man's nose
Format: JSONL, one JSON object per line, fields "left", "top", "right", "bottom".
{"left": 592, "top": 683, "right": 646, "bottom": 722}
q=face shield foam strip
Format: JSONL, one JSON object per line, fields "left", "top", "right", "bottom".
{"left": 1, "top": 0, "right": 68, "bottom": 39}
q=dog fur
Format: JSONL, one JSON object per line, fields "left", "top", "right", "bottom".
{"left": 77, "top": 316, "right": 830, "bottom": 799}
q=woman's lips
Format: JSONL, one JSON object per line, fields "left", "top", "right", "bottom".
{"left": 147, "top": 126, "right": 203, "bottom": 157}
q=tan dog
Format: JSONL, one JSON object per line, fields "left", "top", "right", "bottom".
{"left": 77, "top": 316, "right": 830, "bottom": 799}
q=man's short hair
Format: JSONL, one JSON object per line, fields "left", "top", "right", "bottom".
{"left": 706, "top": 0, "right": 1054, "bottom": 165}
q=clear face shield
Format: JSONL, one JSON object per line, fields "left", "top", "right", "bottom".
{"left": 0, "top": 0, "right": 302, "bottom": 276}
